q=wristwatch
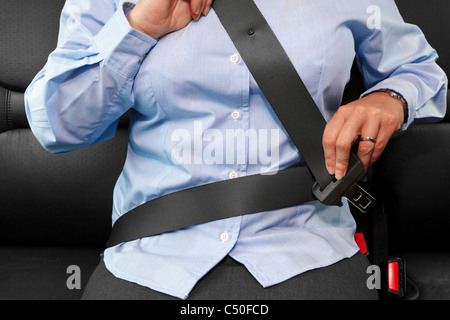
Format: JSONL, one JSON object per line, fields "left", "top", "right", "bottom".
{"left": 372, "top": 89, "right": 408, "bottom": 123}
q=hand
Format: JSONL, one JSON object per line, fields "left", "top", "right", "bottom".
{"left": 322, "top": 91, "right": 405, "bottom": 180}
{"left": 126, "top": 0, "right": 213, "bottom": 39}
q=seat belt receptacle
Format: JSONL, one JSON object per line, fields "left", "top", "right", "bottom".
{"left": 354, "top": 232, "right": 369, "bottom": 256}
{"left": 381, "top": 257, "right": 406, "bottom": 299}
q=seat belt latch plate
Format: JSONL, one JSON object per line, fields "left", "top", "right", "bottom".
{"left": 312, "top": 153, "right": 376, "bottom": 213}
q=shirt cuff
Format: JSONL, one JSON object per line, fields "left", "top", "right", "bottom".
{"left": 91, "top": 2, "right": 157, "bottom": 78}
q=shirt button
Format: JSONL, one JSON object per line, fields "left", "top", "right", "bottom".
{"left": 228, "top": 170, "right": 238, "bottom": 179}
{"left": 220, "top": 232, "right": 230, "bottom": 242}
{"left": 231, "top": 110, "right": 241, "bottom": 120}
{"left": 230, "top": 54, "right": 239, "bottom": 64}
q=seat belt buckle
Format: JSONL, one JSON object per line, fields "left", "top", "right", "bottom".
{"left": 312, "top": 153, "right": 375, "bottom": 213}
{"left": 381, "top": 257, "right": 406, "bottom": 299}
{"left": 354, "top": 232, "right": 369, "bottom": 257}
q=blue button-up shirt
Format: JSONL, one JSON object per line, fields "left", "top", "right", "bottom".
{"left": 25, "top": 0, "right": 447, "bottom": 299}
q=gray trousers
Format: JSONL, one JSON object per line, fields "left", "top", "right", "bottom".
{"left": 81, "top": 252, "right": 379, "bottom": 300}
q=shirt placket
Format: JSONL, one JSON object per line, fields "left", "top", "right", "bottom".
{"left": 225, "top": 51, "right": 250, "bottom": 181}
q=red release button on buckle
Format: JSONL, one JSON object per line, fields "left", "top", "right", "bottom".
{"left": 388, "top": 262, "right": 399, "bottom": 292}
{"left": 354, "top": 232, "right": 368, "bottom": 255}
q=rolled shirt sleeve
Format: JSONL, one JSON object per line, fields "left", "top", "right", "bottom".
{"left": 24, "top": 0, "right": 156, "bottom": 153}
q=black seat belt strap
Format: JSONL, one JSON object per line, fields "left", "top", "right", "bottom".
{"left": 106, "top": 0, "right": 375, "bottom": 248}
{"left": 108, "top": 166, "right": 315, "bottom": 248}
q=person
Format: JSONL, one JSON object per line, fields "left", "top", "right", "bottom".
{"left": 25, "top": 0, "right": 447, "bottom": 300}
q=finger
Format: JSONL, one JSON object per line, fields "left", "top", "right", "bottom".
{"left": 357, "top": 124, "right": 380, "bottom": 172}
{"left": 190, "top": 0, "right": 207, "bottom": 20}
{"left": 367, "top": 130, "right": 392, "bottom": 167}
{"left": 334, "top": 116, "right": 365, "bottom": 180}
{"left": 369, "top": 110, "right": 405, "bottom": 167}
{"left": 357, "top": 139, "right": 376, "bottom": 172}
{"left": 202, "top": 0, "right": 213, "bottom": 15}
{"left": 322, "top": 111, "right": 347, "bottom": 176}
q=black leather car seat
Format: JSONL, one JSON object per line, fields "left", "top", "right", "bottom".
{"left": 0, "top": 0, "right": 128, "bottom": 299}
{"left": 370, "top": 0, "right": 450, "bottom": 300}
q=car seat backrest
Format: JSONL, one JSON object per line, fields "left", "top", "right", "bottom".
{"left": 396, "top": 0, "right": 450, "bottom": 77}
{"left": 0, "top": 0, "right": 128, "bottom": 246}
{"left": 0, "top": 0, "right": 64, "bottom": 134}
{"left": 374, "top": 0, "right": 450, "bottom": 253}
